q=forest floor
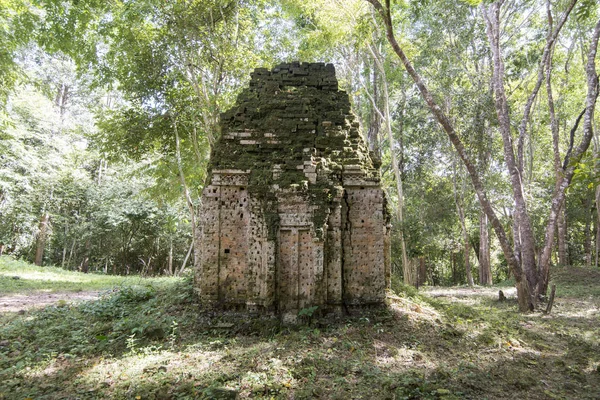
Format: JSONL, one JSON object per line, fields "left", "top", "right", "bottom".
{"left": 1, "top": 256, "right": 599, "bottom": 400}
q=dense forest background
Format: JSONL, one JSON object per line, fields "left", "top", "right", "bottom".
{"left": 1, "top": 0, "right": 598, "bottom": 290}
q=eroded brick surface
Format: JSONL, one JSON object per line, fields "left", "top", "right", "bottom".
{"left": 196, "top": 62, "right": 391, "bottom": 318}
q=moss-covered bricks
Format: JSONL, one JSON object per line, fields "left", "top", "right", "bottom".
{"left": 196, "top": 62, "right": 391, "bottom": 321}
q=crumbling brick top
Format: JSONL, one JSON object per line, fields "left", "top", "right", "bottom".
{"left": 208, "top": 62, "right": 385, "bottom": 239}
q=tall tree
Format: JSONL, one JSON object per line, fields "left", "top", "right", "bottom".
{"left": 365, "top": 0, "right": 599, "bottom": 309}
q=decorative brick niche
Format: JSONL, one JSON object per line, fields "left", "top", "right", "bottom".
{"left": 196, "top": 62, "right": 391, "bottom": 320}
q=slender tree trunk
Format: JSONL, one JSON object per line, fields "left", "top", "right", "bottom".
{"left": 178, "top": 239, "right": 194, "bottom": 276}
{"left": 557, "top": 207, "right": 568, "bottom": 266}
{"left": 67, "top": 238, "right": 76, "bottom": 269}
{"left": 584, "top": 196, "right": 593, "bottom": 267}
{"left": 81, "top": 239, "right": 90, "bottom": 273}
{"left": 367, "top": 59, "right": 381, "bottom": 155}
{"left": 596, "top": 185, "right": 600, "bottom": 268}
{"left": 453, "top": 161, "right": 473, "bottom": 287}
{"left": 479, "top": 212, "right": 492, "bottom": 285}
{"left": 61, "top": 225, "right": 68, "bottom": 268}
{"left": 538, "top": 19, "right": 600, "bottom": 295}
{"left": 464, "top": 239, "right": 472, "bottom": 286}
{"left": 365, "top": 0, "right": 534, "bottom": 311}
{"left": 34, "top": 212, "right": 50, "bottom": 266}
{"left": 173, "top": 117, "right": 201, "bottom": 272}
{"left": 418, "top": 256, "right": 426, "bottom": 287}
{"left": 545, "top": 1, "right": 569, "bottom": 268}
{"left": 168, "top": 239, "right": 173, "bottom": 276}
{"left": 367, "top": 42, "right": 413, "bottom": 285}
{"left": 451, "top": 252, "right": 457, "bottom": 285}
{"left": 594, "top": 209, "right": 599, "bottom": 269}
{"left": 484, "top": 3, "right": 539, "bottom": 294}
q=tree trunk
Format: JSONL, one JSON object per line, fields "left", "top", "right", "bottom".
{"left": 418, "top": 256, "right": 426, "bottom": 287}
{"left": 365, "top": 0, "right": 534, "bottom": 311}
{"left": 168, "top": 239, "right": 173, "bottom": 276}
{"left": 538, "top": 19, "right": 600, "bottom": 295}
{"left": 178, "top": 239, "right": 194, "bottom": 276}
{"left": 484, "top": 3, "right": 539, "bottom": 294}
{"left": 453, "top": 161, "right": 473, "bottom": 287}
{"left": 584, "top": 196, "right": 593, "bottom": 267}
{"left": 34, "top": 212, "right": 49, "bottom": 266}
{"left": 545, "top": 2, "right": 569, "bottom": 268}
{"left": 173, "top": 118, "right": 201, "bottom": 272}
{"left": 67, "top": 238, "right": 76, "bottom": 269}
{"left": 81, "top": 239, "right": 91, "bottom": 273}
{"left": 464, "top": 239, "right": 473, "bottom": 286}
{"left": 61, "top": 225, "right": 68, "bottom": 268}
{"left": 479, "top": 212, "right": 492, "bottom": 285}
{"left": 596, "top": 185, "right": 600, "bottom": 268}
{"left": 451, "top": 252, "right": 457, "bottom": 285}
{"left": 367, "top": 59, "right": 381, "bottom": 155}
{"left": 557, "top": 207, "right": 568, "bottom": 266}
{"left": 367, "top": 42, "right": 413, "bottom": 286}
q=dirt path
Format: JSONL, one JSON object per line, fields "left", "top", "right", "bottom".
{"left": 0, "top": 291, "right": 102, "bottom": 313}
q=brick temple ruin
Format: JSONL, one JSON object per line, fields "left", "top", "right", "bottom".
{"left": 196, "top": 62, "right": 391, "bottom": 318}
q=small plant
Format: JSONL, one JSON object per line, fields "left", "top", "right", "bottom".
{"left": 298, "top": 305, "right": 319, "bottom": 324}
{"left": 169, "top": 320, "right": 178, "bottom": 349}
{"left": 126, "top": 333, "right": 138, "bottom": 355}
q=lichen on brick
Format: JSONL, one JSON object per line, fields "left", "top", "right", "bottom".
{"left": 197, "top": 62, "right": 391, "bottom": 320}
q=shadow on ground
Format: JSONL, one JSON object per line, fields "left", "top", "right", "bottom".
{"left": 1, "top": 267, "right": 599, "bottom": 399}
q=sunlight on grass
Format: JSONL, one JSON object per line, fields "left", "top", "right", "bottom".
{"left": 1, "top": 269, "right": 103, "bottom": 283}
{"left": 0, "top": 255, "right": 180, "bottom": 294}
{"left": 75, "top": 348, "right": 226, "bottom": 397}
{"left": 2, "top": 259, "right": 600, "bottom": 399}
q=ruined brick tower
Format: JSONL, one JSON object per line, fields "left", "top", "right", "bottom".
{"left": 196, "top": 62, "right": 390, "bottom": 318}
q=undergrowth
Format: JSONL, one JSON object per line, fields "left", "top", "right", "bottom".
{"left": 0, "top": 261, "right": 599, "bottom": 399}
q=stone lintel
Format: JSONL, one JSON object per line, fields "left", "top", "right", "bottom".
{"left": 279, "top": 213, "right": 312, "bottom": 227}
{"left": 212, "top": 169, "right": 251, "bottom": 175}
{"left": 342, "top": 179, "right": 380, "bottom": 187}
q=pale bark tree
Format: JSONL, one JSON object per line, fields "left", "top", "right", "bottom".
{"left": 365, "top": 0, "right": 534, "bottom": 310}
{"left": 583, "top": 196, "right": 593, "bottom": 267}
{"left": 482, "top": 0, "right": 599, "bottom": 300}
{"left": 453, "top": 159, "right": 474, "bottom": 287}
{"left": 480, "top": 0, "right": 598, "bottom": 297}
{"left": 34, "top": 212, "right": 50, "bottom": 266}
{"left": 545, "top": 0, "right": 569, "bottom": 267}
{"left": 365, "top": 40, "right": 415, "bottom": 286}
{"left": 367, "top": 62, "right": 382, "bottom": 156}
{"left": 595, "top": 136, "right": 600, "bottom": 268}
{"left": 538, "top": 18, "right": 600, "bottom": 295}
{"left": 479, "top": 212, "right": 492, "bottom": 285}
{"left": 173, "top": 117, "right": 200, "bottom": 272}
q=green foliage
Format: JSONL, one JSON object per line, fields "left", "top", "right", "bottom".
{"left": 391, "top": 274, "right": 421, "bottom": 298}
{"left": 297, "top": 306, "right": 319, "bottom": 324}
{"left": 0, "top": 0, "right": 39, "bottom": 104}
{"left": 574, "top": 0, "right": 599, "bottom": 21}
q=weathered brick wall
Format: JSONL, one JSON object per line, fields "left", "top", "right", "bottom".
{"left": 196, "top": 62, "right": 391, "bottom": 319}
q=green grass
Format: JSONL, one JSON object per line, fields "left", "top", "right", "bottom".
{"left": 1, "top": 259, "right": 599, "bottom": 399}
{"left": 0, "top": 256, "right": 177, "bottom": 293}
